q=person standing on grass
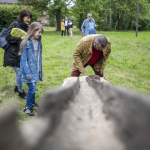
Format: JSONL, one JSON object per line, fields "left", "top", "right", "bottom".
{"left": 64, "top": 17, "right": 69, "bottom": 36}
{"left": 81, "top": 13, "right": 97, "bottom": 36}
{"left": 69, "top": 20, "right": 73, "bottom": 36}
{"left": 61, "top": 19, "right": 65, "bottom": 36}
{"left": 3, "top": 9, "right": 32, "bottom": 99}
{"left": 71, "top": 34, "right": 111, "bottom": 78}
{"left": 19, "top": 22, "right": 44, "bottom": 116}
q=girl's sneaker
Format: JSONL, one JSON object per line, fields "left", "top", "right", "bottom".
{"left": 24, "top": 107, "right": 35, "bottom": 116}
{"left": 32, "top": 104, "right": 39, "bottom": 111}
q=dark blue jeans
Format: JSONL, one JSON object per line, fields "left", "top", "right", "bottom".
{"left": 64, "top": 26, "right": 69, "bottom": 36}
{"left": 26, "top": 82, "right": 36, "bottom": 108}
{"left": 61, "top": 31, "right": 64, "bottom": 36}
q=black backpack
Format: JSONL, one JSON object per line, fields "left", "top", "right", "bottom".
{"left": 0, "top": 22, "right": 18, "bottom": 50}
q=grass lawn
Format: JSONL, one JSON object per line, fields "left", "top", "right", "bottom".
{"left": 0, "top": 27, "right": 150, "bottom": 123}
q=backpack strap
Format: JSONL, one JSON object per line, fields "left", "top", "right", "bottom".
{"left": 15, "top": 21, "right": 18, "bottom": 28}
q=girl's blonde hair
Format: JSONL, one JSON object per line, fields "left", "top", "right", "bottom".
{"left": 19, "top": 22, "right": 44, "bottom": 55}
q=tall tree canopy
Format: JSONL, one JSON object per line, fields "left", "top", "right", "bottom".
{"left": 18, "top": 0, "right": 70, "bottom": 31}
{"left": 72, "top": 0, "right": 150, "bottom": 31}
{"left": 18, "top": 0, "right": 150, "bottom": 31}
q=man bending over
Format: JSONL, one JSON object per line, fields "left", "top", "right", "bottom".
{"left": 71, "top": 34, "right": 111, "bottom": 77}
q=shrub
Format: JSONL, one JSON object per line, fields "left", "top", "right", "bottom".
{"left": 0, "top": 4, "right": 39, "bottom": 31}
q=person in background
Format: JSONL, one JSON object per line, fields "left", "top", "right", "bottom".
{"left": 64, "top": 17, "right": 69, "bottom": 36}
{"left": 61, "top": 19, "right": 65, "bottom": 36}
{"left": 81, "top": 13, "right": 97, "bottom": 36}
{"left": 20, "top": 22, "right": 44, "bottom": 116}
{"left": 69, "top": 20, "right": 73, "bottom": 36}
{"left": 4, "top": 9, "right": 32, "bottom": 99}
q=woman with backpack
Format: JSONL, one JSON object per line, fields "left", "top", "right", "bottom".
{"left": 3, "top": 9, "right": 32, "bottom": 99}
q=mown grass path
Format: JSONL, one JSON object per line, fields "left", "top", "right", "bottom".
{"left": 0, "top": 27, "right": 150, "bottom": 123}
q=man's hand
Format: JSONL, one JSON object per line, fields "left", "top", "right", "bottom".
{"left": 95, "top": 24, "right": 97, "bottom": 27}
{"left": 80, "top": 69, "right": 85, "bottom": 74}
{"left": 82, "top": 33, "right": 85, "bottom": 36}
{"left": 100, "top": 69, "right": 103, "bottom": 74}
{"left": 28, "top": 78, "right": 32, "bottom": 80}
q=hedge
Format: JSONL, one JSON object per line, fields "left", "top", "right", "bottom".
{"left": 0, "top": 4, "right": 39, "bottom": 31}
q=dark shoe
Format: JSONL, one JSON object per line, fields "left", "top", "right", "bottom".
{"left": 14, "top": 86, "right": 19, "bottom": 93}
{"left": 19, "top": 90, "right": 27, "bottom": 99}
{"left": 24, "top": 107, "right": 35, "bottom": 116}
{"left": 32, "top": 103, "right": 39, "bottom": 111}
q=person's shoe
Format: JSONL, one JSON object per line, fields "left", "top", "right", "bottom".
{"left": 19, "top": 90, "right": 27, "bottom": 99}
{"left": 32, "top": 103, "right": 39, "bottom": 111}
{"left": 14, "top": 86, "right": 19, "bottom": 93}
{"left": 24, "top": 107, "right": 35, "bottom": 116}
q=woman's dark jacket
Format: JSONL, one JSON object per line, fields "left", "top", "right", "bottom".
{"left": 3, "top": 20, "right": 28, "bottom": 68}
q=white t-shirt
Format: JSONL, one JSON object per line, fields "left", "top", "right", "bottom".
{"left": 68, "top": 22, "right": 72, "bottom": 25}
{"left": 32, "top": 40, "right": 39, "bottom": 72}
{"left": 65, "top": 20, "right": 68, "bottom": 26}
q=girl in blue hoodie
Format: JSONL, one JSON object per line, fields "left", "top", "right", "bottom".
{"left": 19, "top": 22, "right": 44, "bottom": 116}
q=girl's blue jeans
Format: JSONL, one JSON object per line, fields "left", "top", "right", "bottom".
{"left": 26, "top": 82, "right": 36, "bottom": 108}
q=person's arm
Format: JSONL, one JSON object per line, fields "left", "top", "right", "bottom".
{"left": 93, "top": 19, "right": 97, "bottom": 33}
{"left": 81, "top": 20, "right": 85, "bottom": 35}
{"left": 21, "top": 44, "right": 32, "bottom": 80}
{"left": 100, "top": 42, "right": 111, "bottom": 70}
{"left": 5, "top": 22, "right": 21, "bottom": 44}
{"left": 73, "top": 41, "right": 85, "bottom": 72}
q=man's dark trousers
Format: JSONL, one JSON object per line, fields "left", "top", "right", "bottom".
{"left": 64, "top": 26, "right": 69, "bottom": 36}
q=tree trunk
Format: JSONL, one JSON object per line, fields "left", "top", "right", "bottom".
{"left": 117, "top": 13, "right": 120, "bottom": 31}
{"left": 136, "top": 0, "right": 139, "bottom": 37}
{"left": 118, "top": 11, "right": 123, "bottom": 31}
{"left": 110, "top": 9, "right": 111, "bottom": 28}
{"left": 105, "top": 12, "right": 107, "bottom": 24}
{"left": 119, "top": 17, "right": 122, "bottom": 31}
{"left": 56, "top": 8, "right": 61, "bottom": 31}
{"left": 98, "top": 20, "right": 101, "bottom": 31}
{"left": 98, "top": 11, "right": 101, "bottom": 31}
{"left": 130, "top": 16, "right": 133, "bottom": 31}
{"left": 79, "top": 13, "right": 83, "bottom": 30}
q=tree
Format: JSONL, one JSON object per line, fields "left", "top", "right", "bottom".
{"left": 18, "top": 0, "right": 69, "bottom": 31}
{"left": 47, "top": 0, "right": 68, "bottom": 31}
{"left": 18, "top": 0, "right": 150, "bottom": 31}
{"left": 136, "top": 0, "right": 139, "bottom": 37}
{"left": 108, "top": 0, "right": 150, "bottom": 31}
{"left": 72, "top": 0, "right": 95, "bottom": 29}
{"left": 94, "top": 0, "right": 111, "bottom": 31}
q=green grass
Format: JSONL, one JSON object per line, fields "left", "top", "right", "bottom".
{"left": 0, "top": 27, "right": 150, "bottom": 123}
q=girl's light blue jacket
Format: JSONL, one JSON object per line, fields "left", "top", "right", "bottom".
{"left": 20, "top": 38, "right": 43, "bottom": 83}
{"left": 81, "top": 19, "right": 96, "bottom": 36}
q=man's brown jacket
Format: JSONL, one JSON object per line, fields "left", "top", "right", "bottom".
{"left": 72, "top": 34, "right": 111, "bottom": 72}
